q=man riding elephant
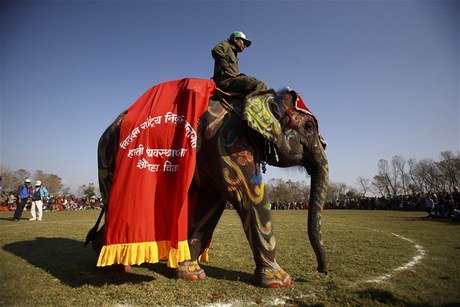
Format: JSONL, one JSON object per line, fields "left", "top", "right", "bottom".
{"left": 212, "top": 31, "right": 267, "bottom": 96}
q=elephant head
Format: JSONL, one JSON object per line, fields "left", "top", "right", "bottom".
{"left": 242, "top": 88, "right": 329, "bottom": 274}
{"left": 249, "top": 89, "right": 329, "bottom": 274}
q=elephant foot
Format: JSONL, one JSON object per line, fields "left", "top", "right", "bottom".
{"left": 254, "top": 266, "right": 292, "bottom": 288}
{"left": 176, "top": 260, "right": 206, "bottom": 281}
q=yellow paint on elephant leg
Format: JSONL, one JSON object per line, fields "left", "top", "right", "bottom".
{"left": 252, "top": 205, "right": 276, "bottom": 252}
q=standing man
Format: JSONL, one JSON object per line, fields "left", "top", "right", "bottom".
{"left": 13, "top": 178, "right": 32, "bottom": 221}
{"left": 212, "top": 31, "right": 267, "bottom": 96}
{"left": 0, "top": 176, "right": 7, "bottom": 206}
{"left": 453, "top": 186, "right": 460, "bottom": 209}
{"left": 30, "top": 180, "right": 49, "bottom": 221}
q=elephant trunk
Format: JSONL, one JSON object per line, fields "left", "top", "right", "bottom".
{"left": 307, "top": 158, "right": 329, "bottom": 274}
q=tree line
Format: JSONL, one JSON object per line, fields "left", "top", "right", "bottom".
{"left": 0, "top": 166, "right": 97, "bottom": 197}
{"left": 363, "top": 150, "right": 459, "bottom": 197}
{"left": 266, "top": 150, "right": 460, "bottom": 202}
{"left": 2, "top": 150, "right": 459, "bottom": 201}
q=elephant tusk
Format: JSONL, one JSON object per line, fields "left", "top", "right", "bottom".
{"left": 267, "top": 142, "right": 279, "bottom": 162}
{"left": 273, "top": 146, "right": 279, "bottom": 162}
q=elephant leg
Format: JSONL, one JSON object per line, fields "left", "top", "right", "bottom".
{"left": 176, "top": 189, "right": 226, "bottom": 281}
{"left": 231, "top": 189, "right": 291, "bottom": 288}
{"left": 194, "top": 108, "right": 291, "bottom": 287}
{"left": 222, "top": 163, "right": 291, "bottom": 288}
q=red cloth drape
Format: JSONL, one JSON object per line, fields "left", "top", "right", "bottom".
{"left": 97, "top": 78, "right": 215, "bottom": 268}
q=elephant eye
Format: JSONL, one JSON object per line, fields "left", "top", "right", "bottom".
{"left": 304, "top": 121, "right": 315, "bottom": 131}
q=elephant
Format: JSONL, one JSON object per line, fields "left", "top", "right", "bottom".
{"left": 86, "top": 86, "right": 328, "bottom": 288}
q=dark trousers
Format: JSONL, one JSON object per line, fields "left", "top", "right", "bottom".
{"left": 217, "top": 75, "right": 267, "bottom": 96}
{"left": 13, "top": 198, "right": 28, "bottom": 220}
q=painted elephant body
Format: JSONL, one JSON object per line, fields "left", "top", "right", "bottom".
{"left": 90, "top": 88, "right": 328, "bottom": 287}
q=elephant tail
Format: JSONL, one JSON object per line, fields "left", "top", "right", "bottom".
{"left": 84, "top": 207, "right": 105, "bottom": 246}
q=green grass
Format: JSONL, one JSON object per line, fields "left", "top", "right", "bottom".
{"left": 0, "top": 209, "right": 459, "bottom": 306}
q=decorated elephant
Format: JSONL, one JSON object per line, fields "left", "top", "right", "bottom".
{"left": 86, "top": 79, "right": 328, "bottom": 288}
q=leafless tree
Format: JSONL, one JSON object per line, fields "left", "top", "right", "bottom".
{"left": 326, "top": 182, "right": 348, "bottom": 203}
{"left": 0, "top": 166, "right": 31, "bottom": 191}
{"left": 374, "top": 159, "right": 398, "bottom": 196}
{"left": 376, "top": 153, "right": 458, "bottom": 195}
{"left": 408, "top": 158, "right": 424, "bottom": 193}
{"left": 392, "top": 155, "right": 409, "bottom": 195}
{"left": 34, "top": 170, "right": 63, "bottom": 195}
{"left": 414, "top": 159, "right": 444, "bottom": 193}
{"left": 266, "top": 179, "right": 310, "bottom": 202}
{"left": 356, "top": 176, "right": 371, "bottom": 197}
{"left": 372, "top": 174, "right": 390, "bottom": 197}
{"left": 436, "top": 151, "right": 460, "bottom": 191}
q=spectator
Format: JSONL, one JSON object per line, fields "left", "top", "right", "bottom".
{"left": 432, "top": 193, "right": 440, "bottom": 217}
{"left": 7, "top": 192, "right": 16, "bottom": 211}
{"left": 423, "top": 194, "right": 434, "bottom": 218}
{"left": 0, "top": 176, "right": 7, "bottom": 208}
{"left": 30, "top": 180, "right": 49, "bottom": 221}
{"left": 13, "top": 179, "right": 32, "bottom": 221}
{"left": 452, "top": 186, "right": 460, "bottom": 209}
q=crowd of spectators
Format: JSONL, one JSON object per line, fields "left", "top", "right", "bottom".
{"left": 270, "top": 201, "right": 308, "bottom": 210}
{"left": 0, "top": 194, "right": 103, "bottom": 212}
{"left": 268, "top": 188, "right": 460, "bottom": 221}
{"left": 2, "top": 187, "right": 459, "bottom": 221}
{"left": 325, "top": 190, "right": 459, "bottom": 215}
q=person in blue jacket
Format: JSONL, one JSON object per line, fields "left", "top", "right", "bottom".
{"left": 13, "top": 179, "right": 32, "bottom": 221}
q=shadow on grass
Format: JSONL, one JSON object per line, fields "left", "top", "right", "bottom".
{"left": 140, "top": 263, "right": 254, "bottom": 284}
{"left": 3, "top": 237, "right": 154, "bottom": 287}
{"left": 0, "top": 217, "right": 27, "bottom": 221}
{"left": 3, "top": 237, "right": 255, "bottom": 287}
{"left": 357, "top": 288, "right": 459, "bottom": 306}
{"left": 356, "top": 288, "right": 412, "bottom": 305}
{"left": 356, "top": 288, "right": 441, "bottom": 306}
{"left": 201, "top": 264, "right": 254, "bottom": 284}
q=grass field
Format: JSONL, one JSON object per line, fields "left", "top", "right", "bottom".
{"left": 0, "top": 209, "right": 459, "bottom": 306}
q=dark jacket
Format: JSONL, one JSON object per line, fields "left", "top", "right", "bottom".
{"left": 212, "top": 40, "right": 239, "bottom": 84}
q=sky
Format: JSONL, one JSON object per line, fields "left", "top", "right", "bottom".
{"left": 1, "top": 0, "right": 459, "bottom": 193}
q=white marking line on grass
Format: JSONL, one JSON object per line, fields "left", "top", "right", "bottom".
{"left": 203, "top": 298, "right": 287, "bottom": 307}
{"left": 365, "top": 233, "right": 425, "bottom": 283}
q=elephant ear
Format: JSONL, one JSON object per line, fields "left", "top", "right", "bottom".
{"left": 242, "top": 90, "right": 282, "bottom": 146}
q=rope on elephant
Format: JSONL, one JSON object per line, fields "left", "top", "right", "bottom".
{"left": 214, "top": 93, "right": 242, "bottom": 116}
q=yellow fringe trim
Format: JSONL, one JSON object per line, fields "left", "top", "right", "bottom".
{"left": 198, "top": 247, "right": 209, "bottom": 263}
{"left": 96, "top": 240, "right": 191, "bottom": 268}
